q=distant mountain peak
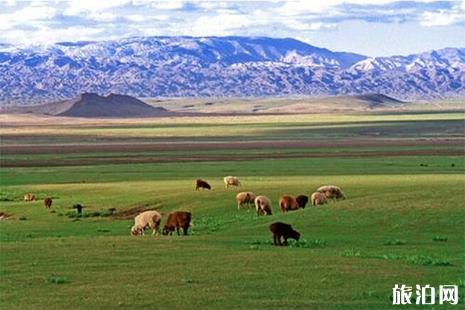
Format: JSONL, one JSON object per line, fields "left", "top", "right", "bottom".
{"left": 0, "top": 36, "right": 463, "bottom": 105}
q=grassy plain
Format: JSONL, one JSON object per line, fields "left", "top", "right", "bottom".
{"left": 0, "top": 110, "right": 464, "bottom": 309}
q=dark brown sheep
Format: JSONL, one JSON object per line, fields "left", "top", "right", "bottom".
{"left": 295, "top": 195, "right": 308, "bottom": 209}
{"left": 195, "top": 179, "right": 211, "bottom": 190}
{"left": 269, "top": 222, "right": 301, "bottom": 246}
{"left": 44, "top": 197, "right": 52, "bottom": 209}
{"left": 163, "top": 211, "right": 192, "bottom": 236}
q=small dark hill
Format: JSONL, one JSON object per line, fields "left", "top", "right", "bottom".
{"left": 353, "top": 93, "right": 403, "bottom": 108}
{"left": 58, "top": 93, "right": 169, "bottom": 117}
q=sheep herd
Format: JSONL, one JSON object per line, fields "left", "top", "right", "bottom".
{"left": 193, "top": 176, "right": 346, "bottom": 245}
{"left": 21, "top": 176, "right": 346, "bottom": 246}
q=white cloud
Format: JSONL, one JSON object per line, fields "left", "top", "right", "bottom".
{"left": 89, "top": 12, "right": 117, "bottom": 22}
{"left": 0, "top": 0, "right": 16, "bottom": 6}
{"left": 0, "top": 26, "right": 106, "bottom": 44}
{"left": 420, "top": 1, "right": 465, "bottom": 27}
{"left": 286, "top": 20, "right": 336, "bottom": 31}
{"left": 191, "top": 13, "right": 256, "bottom": 36}
{"left": 0, "top": 6, "right": 56, "bottom": 30}
{"left": 64, "top": 0, "right": 131, "bottom": 16}
{"left": 148, "top": 0, "right": 184, "bottom": 10}
{"left": 126, "top": 14, "right": 145, "bottom": 22}
{"left": 276, "top": 0, "right": 402, "bottom": 15}
{"left": 421, "top": 10, "right": 465, "bottom": 26}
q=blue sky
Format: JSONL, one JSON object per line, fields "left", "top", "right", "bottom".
{"left": 0, "top": 0, "right": 464, "bottom": 56}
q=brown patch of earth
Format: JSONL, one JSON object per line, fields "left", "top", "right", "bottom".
{"left": 111, "top": 204, "right": 163, "bottom": 220}
{"left": 1, "top": 149, "right": 463, "bottom": 167}
{"left": 1, "top": 139, "right": 463, "bottom": 155}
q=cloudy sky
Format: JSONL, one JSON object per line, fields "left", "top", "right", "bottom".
{"left": 0, "top": 0, "right": 464, "bottom": 56}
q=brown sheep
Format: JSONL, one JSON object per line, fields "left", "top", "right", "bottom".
{"left": 195, "top": 179, "right": 211, "bottom": 190}
{"left": 279, "top": 195, "right": 299, "bottom": 213}
{"left": 163, "top": 211, "right": 192, "bottom": 236}
{"left": 44, "top": 197, "right": 52, "bottom": 209}
{"left": 270, "top": 222, "right": 301, "bottom": 246}
{"left": 295, "top": 195, "right": 309, "bottom": 209}
{"left": 254, "top": 195, "right": 272, "bottom": 216}
{"left": 317, "top": 185, "right": 346, "bottom": 200}
{"left": 235, "top": 191, "right": 256, "bottom": 209}
{"left": 23, "top": 193, "right": 35, "bottom": 202}
{"left": 311, "top": 192, "right": 328, "bottom": 206}
{"left": 131, "top": 210, "right": 162, "bottom": 236}
{"left": 224, "top": 176, "right": 241, "bottom": 188}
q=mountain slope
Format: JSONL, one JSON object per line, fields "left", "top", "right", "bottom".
{"left": 0, "top": 36, "right": 463, "bottom": 104}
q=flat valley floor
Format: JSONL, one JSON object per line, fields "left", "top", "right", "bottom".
{"left": 0, "top": 110, "right": 464, "bottom": 308}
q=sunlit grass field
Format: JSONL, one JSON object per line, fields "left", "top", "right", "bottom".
{"left": 0, "top": 111, "right": 464, "bottom": 308}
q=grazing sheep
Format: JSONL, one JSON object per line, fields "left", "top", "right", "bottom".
{"left": 23, "top": 193, "right": 35, "bottom": 202}
{"left": 279, "top": 195, "right": 299, "bottom": 213}
{"left": 163, "top": 211, "right": 192, "bottom": 236}
{"left": 311, "top": 192, "right": 328, "bottom": 206}
{"left": 44, "top": 197, "right": 52, "bottom": 209}
{"left": 131, "top": 210, "right": 162, "bottom": 236}
{"left": 224, "top": 176, "right": 241, "bottom": 188}
{"left": 317, "top": 185, "right": 346, "bottom": 200}
{"left": 254, "top": 195, "right": 272, "bottom": 216}
{"left": 295, "top": 195, "right": 309, "bottom": 209}
{"left": 269, "top": 222, "right": 301, "bottom": 246}
{"left": 195, "top": 179, "right": 211, "bottom": 191}
{"left": 235, "top": 191, "right": 256, "bottom": 209}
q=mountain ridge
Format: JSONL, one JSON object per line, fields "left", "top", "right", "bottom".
{"left": 0, "top": 36, "right": 463, "bottom": 105}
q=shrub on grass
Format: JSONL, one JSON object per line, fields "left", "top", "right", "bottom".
{"left": 404, "top": 255, "right": 450, "bottom": 266}
{"left": 432, "top": 236, "right": 448, "bottom": 242}
{"left": 342, "top": 249, "right": 361, "bottom": 257}
{"left": 288, "top": 239, "right": 328, "bottom": 248}
{"left": 19, "top": 216, "right": 27, "bottom": 221}
{"left": 47, "top": 276, "right": 69, "bottom": 284}
{"left": 458, "top": 278, "right": 465, "bottom": 288}
{"left": 383, "top": 239, "right": 406, "bottom": 246}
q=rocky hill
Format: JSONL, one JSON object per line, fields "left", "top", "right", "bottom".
{"left": 0, "top": 93, "right": 170, "bottom": 117}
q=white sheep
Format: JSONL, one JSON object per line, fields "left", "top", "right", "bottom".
{"left": 317, "top": 185, "right": 346, "bottom": 200}
{"left": 224, "top": 176, "right": 241, "bottom": 188}
{"left": 131, "top": 210, "right": 162, "bottom": 236}
{"left": 236, "top": 191, "right": 256, "bottom": 209}
{"left": 254, "top": 195, "right": 272, "bottom": 216}
{"left": 311, "top": 192, "right": 328, "bottom": 206}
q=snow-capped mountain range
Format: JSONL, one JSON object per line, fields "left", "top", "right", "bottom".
{"left": 0, "top": 36, "right": 464, "bottom": 105}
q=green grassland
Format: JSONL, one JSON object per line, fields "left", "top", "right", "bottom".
{"left": 0, "top": 111, "right": 464, "bottom": 309}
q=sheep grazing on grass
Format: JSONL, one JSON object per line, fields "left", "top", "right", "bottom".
{"left": 195, "top": 179, "right": 211, "bottom": 191}
{"left": 311, "top": 192, "right": 328, "bottom": 206}
{"left": 270, "top": 222, "right": 300, "bottom": 246}
{"left": 295, "top": 195, "right": 309, "bottom": 209}
{"left": 23, "top": 193, "right": 35, "bottom": 202}
{"left": 317, "top": 185, "right": 346, "bottom": 200}
{"left": 255, "top": 195, "right": 272, "bottom": 216}
{"left": 44, "top": 197, "right": 52, "bottom": 209}
{"left": 235, "top": 192, "right": 256, "bottom": 209}
{"left": 163, "top": 211, "right": 192, "bottom": 236}
{"left": 131, "top": 210, "right": 162, "bottom": 236}
{"left": 279, "top": 195, "right": 300, "bottom": 213}
{"left": 224, "top": 176, "right": 240, "bottom": 188}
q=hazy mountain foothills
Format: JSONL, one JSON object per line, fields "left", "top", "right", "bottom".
{"left": 0, "top": 36, "right": 464, "bottom": 105}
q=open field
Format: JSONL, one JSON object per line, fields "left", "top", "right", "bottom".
{"left": 0, "top": 110, "right": 464, "bottom": 308}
